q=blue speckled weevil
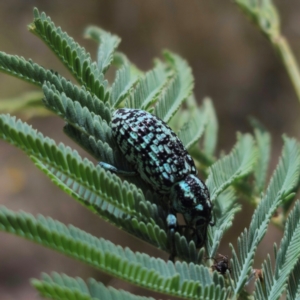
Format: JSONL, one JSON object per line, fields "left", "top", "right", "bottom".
{"left": 99, "top": 108, "right": 214, "bottom": 260}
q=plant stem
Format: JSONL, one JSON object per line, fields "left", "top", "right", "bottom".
{"left": 272, "top": 34, "right": 300, "bottom": 103}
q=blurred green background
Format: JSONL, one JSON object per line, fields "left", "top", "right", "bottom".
{"left": 0, "top": 0, "right": 300, "bottom": 299}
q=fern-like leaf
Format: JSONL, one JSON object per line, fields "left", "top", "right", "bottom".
{"left": 234, "top": 0, "right": 280, "bottom": 39}
{"left": 41, "top": 81, "right": 135, "bottom": 173}
{"left": 287, "top": 260, "right": 300, "bottom": 300}
{"left": 167, "top": 94, "right": 198, "bottom": 132}
{"left": 255, "top": 201, "right": 300, "bottom": 300}
{"left": 110, "top": 63, "right": 138, "bottom": 108}
{"left": 0, "top": 114, "right": 143, "bottom": 218}
{"left": 84, "top": 26, "right": 121, "bottom": 74}
{"left": 253, "top": 124, "right": 271, "bottom": 194}
{"left": 154, "top": 51, "right": 194, "bottom": 123}
{"left": 206, "top": 189, "right": 241, "bottom": 258}
{"left": 0, "top": 52, "right": 109, "bottom": 114}
{"left": 127, "top": 60, "right": 169, "bottom": 110}
{"left": 206, "top": 133, "right": 257, "bottom": 202}
{"left": 32, "top": 156, "right": 170, "bottom": 255}
{"left": 0, "top": 207, "right": 229, "bottom": 299}
{"left": 202, "top": 98, "right": 218, "bottom": 157}
{"left": 173, "top": 96, "right": 216, "bottom": 168}
{"left": 29, "top": 8, "right": 108, "bottom": 100}
{"left": 44, "top": 80, "right": 111, "bottom": 121}
{"left": 230, "top": 137, "right": 300, "bottom": 296}
{"left": 0, "top": 51, "right": 60, "bottom": 86}
{"left": 42, "top": 82, "right": 113, "bottom": 144}
{"left": 0, "top": 208, "right": 170, "bottom": 296}
{"left": 177, "top": 107, "right": 206, "bottom": 151}
{"left": 32, "top": 272, "right": 154, "bottom": 300}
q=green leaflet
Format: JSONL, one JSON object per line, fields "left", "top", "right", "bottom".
{"left": 0, "top": 52, "right": 109, "bottom": 114}
{"left": 42, "top": 82, "right": 113, "bottom": 145}
{"left": 127, "top": 60, "right": 169, "bottom": 110}
{"left": 230, "top": 137, "right": 300, "bottom": 297}
{"left": 32, "top": 153, "right": 172, "bottom": 254}
{"left": 177, "top": 107, "right": 206, "bottom": 151}
{"left": 202, "top": 98, "right": 218, "bottom": 157}
{"left": 287, "top": 260, "right": 300, "bottom": 300}
{"left": 154, "top": 51, "right": 194, "bottom": 123}
{"left": 41, "top": 81, "right": 138, "bottom": 173}
{"left": 84, "top": 26, "right": 121, "bottom": 74}
{"left": 167, "top": 94, "right": 198, "bottom": 133}
{"left": 206, "top": 189, "right": 240, "bottom": 258}
{"left": 255, "top": 201, "right": 300, "bottom": 300}
{"left": 206, "top": 133, "right": 257, "bottom": 202}
{"left": 30, "top": 8, "right": 109, "bottom": 99}
{"left": 234, "top": 0, "right": 280, "bottom": 39}
{"left": 0, "top": 51, "right": 61, "bottom": 87}
{"left": 0, "top": 114, "right": 143, "bottom": 217}
{"left": 0, "top": 207, "right": 229, "bottom": 300}
{"left": 0, "top": 207, "right": 174, "bottom": 296}
{"left": 179, "top": 97, "right": 217, "bottom": 169}
{"left": 32, "top": 273, "right": 155, "bottom": 300}
{"left": 110, "top": 63, "right": 138, "bottom": 108}
{"left": 252, "top": 123, "right": 271, "bottom": 195}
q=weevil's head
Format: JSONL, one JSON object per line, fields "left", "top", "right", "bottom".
{"left": 170, "top": 174, "right": 214, "bottom": 243}
{"left": 170, "top": 174, "right": 214, "bottom": 247}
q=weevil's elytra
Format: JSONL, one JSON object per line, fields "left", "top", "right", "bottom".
{"left": 106, "top": 108, "right": 213, "bottom": 259}
{"left": 112, "top": 109, "right": 197, "bottom": 191}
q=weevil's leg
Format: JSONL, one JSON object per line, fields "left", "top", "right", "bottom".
{"left": 166, "top": 210, "right": 178, "bottom": 262}
{"left": 98, "top": 162, "right": 137, "bottom": 176}
{"left": 194, "top": 223, "right": 208, "bottom": 248}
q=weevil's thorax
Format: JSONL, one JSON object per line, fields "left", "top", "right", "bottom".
{"left": 170, "top": 174, "right": 212, "bottom": 226}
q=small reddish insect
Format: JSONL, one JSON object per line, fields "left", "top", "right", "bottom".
{"left": 211, "top": 254, "right": 231, "bottom": 275}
